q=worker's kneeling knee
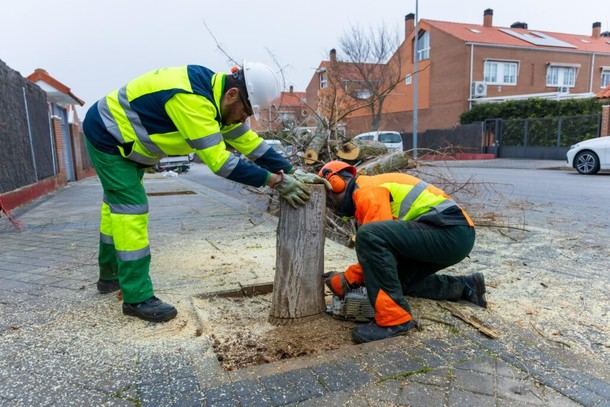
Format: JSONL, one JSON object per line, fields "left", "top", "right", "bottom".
{"left": 355, "top": 223, "right": 378, "bottom": 251}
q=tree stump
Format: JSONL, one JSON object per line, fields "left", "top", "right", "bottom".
{"left": 269, "top": 185, "right": 326, "bottom": 325}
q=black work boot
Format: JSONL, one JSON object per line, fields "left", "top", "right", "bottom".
{"left": 352, "top": 320, "right": 417, "bottom": 344}
{"left": 122, "top": 296, "right": 177, "bottom": 322}
{"left": 462, "top": 273, "right": 487, "bottom": 308}
{"left": 97, "top": 279, "right": 120, "bottom": 294}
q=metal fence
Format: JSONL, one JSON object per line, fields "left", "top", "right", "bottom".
{"left": 485, "top": 114, "right": 600, "bottom": 159}
{"left": 0, "top": 59, "right": 57, "bottom": 194}
{"left": 402, "top": 123, "right": 484, "bottom": 153}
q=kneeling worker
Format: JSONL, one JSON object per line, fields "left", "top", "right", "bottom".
{"left": 319, "top": 161, "right": 486, "bottom": 343}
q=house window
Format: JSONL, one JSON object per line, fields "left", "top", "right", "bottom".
{"left": 405, "top": 74, "right": 412, "bottom": 85}
{"left": 416, "top": 31, "right": 430, "bottom": 61}
{"left": 601, "top": 69, "right": 610, "bottom": 88}
{"left": 546, "top": 66, "right": 577, "bottom": 87}
{"left": 279, "top": 112, "right": 295, "bottom": 122}
{"left": 319, "top": 71, "right": 328, "bottom": 89}
{"left": 354, "top": 89, "right": 372, "bottom": 100}
{"left": 484, "top": 61, "right": 518, "bottom": 85}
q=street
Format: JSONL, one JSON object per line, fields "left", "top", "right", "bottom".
{"left": 184, "top": 161, "right": 610, "bottom": 238}
{"left": 416, "top": 162, "right": 610, "bottom": 238}
{"left": 184, "top": 164, "right": 271, "bottom": 215}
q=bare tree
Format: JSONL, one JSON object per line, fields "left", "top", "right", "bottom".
{"left": 338, "top": 24, "right": 404, "bottom": 131}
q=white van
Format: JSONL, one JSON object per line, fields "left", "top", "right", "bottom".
{"left": 352, "top": 131, "right": 403, "bottom": 152}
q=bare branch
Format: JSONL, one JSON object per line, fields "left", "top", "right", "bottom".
{"left": 265, "top": 47, "right": 289, "bottom": 91}
{"left": 202, "top": 20, "right": 239, "bottom": 66}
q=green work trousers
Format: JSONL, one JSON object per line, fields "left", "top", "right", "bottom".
{"left": 85, "top": 139, "right": 154, "bottom": 304}
{"left": 355, "top": 220, "right": 475, "bottom": 319}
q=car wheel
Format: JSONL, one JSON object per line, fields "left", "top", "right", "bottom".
{"left": 574, "top": 150, "right": 600, "bottom": 175}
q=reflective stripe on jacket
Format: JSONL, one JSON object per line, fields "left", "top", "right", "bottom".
{"left": 91, "top": 65, "right": 288, "bottom": 185}
{"left": 353, "top": 173, "right": 474, "bottom": 227}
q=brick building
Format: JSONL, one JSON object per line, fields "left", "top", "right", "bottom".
{"left": 26, "top": 69, "right": 92, "bottom": 182}
{"left": 250, "top": 86, "right": 316, "bottom": 135}
{"left": 305, "top": 49, "right": 397, "bottom": 137}
{"left": 306, "top": 9, "right": 610, "bottom": 136}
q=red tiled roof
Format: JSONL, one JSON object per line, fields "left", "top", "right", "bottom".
{"left": 318, "top": 60, "right": 385, "bottom": 80}
{"left": 26, "top": 68, "right": 85, "bottom": 106}
{"left": 424, "top": 19, "right": 610, "bottom": 54}
{"left": 278, "top": 91, "right": 306, "bottom": 107}
{"left": 596, "top": 88, "right": 610, "bottom": 99}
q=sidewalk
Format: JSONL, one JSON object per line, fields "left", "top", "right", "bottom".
{"left": 0, "top": 172, "right": 608, "bottom": 406}
{"left": 423, "top": 158, "right": 571, "bottom": 171}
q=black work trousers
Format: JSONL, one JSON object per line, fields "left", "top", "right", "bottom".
{"left": 355, "top": 220, "right": 475, "bottom": 318}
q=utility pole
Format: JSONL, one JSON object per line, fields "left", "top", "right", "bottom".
{"left": 412, "top": 0, "right": 419, "bottom": 160}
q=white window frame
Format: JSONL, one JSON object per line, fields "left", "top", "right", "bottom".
{"left": 546, "top": 65, "right": 577, "bottom": 88}
{"left": 319, "top": 71, "right": 328, "bottom": 89}
{"left": 279, "top": 111, "right": 295, "bottom": 122}
{"left": 405, "top": 74, "right": 412, "bottom": 85}
{"left": 483, "top": 60, "right": 519, "bottom": 85}
{"left": 416, "top": 31, "right": 430, "bottom": 61}
{"left": 601, "top": 69, "right": 610, "bottom": 88}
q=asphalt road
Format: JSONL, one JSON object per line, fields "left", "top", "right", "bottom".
{"left": 418, "top": 164, "right": 610, "bottom": 238}
{"left": 183, "top": 161, "right": 609, "bottom": 239}
{"left": 183, "top": 163, "right": 271, "bottom": 214}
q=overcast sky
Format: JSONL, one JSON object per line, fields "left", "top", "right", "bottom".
{"left": 1, "top": 0, "right": 606, "bottom": 113}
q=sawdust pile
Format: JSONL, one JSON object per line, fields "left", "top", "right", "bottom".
{"left": 194, "top": 295, "right": 354, "bottom": 371}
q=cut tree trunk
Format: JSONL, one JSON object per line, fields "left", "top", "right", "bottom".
{"left": 336, "top": 140, "right": 387, "bottom": 161}
{"left": 304, "top": 131, "right": 328, "bottom": 164}
{"left": 269, "top": 185, "right": 326, "bottom": 325}
{"left": 357, "top": 151, "right": 416, "bottom": 175}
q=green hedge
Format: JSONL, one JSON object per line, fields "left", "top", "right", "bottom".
{"left": 500, "top": 115, "right": 600, "bottom": 147}
{"left": 460, "top": 98, "right": 603, "bottom": 124}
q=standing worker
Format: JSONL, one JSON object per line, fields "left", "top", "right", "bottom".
{"left": 84, "top": 62, "right": 316, "bottom": 323}
{"left": 319, "top": 161, "right": 486, "bottom": 343}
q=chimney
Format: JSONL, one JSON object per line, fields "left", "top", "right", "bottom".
{"left": 405, "top": 13, "right": 415, "bottom": 38}
{"left": 593, "top": 22, "right": 601, "bottom": 38}
{"left": 510, "top": 22, "right": 528, "bottom": 29}
{"left": 289, "top": 85, "right": 293, "bottom": 93}
{"left": 329, "top": 48, "right": 337, "bottom": 63}
{"left": 483, "top": 9, "right": 493, "bottom": 28}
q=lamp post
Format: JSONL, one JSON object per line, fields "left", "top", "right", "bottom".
{"left": 412, "top": 0, "right": 419, "bottom": 159}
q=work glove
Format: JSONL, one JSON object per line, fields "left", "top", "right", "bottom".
{"left": 274, "top": 173, "right": 310, "bottom": 208}
{"left": 292, "top": 169, "right": 332, "bottom": 190}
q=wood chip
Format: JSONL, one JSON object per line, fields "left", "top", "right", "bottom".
{"left": 437, "top": 302, "right": 500, "bottom": 339}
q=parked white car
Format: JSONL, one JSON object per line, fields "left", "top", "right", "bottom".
{"left": 353, "top": 131, "right": 404, "bottom": 152}
{"left": 566, "top": 136, "right": 610, "bottom": 175}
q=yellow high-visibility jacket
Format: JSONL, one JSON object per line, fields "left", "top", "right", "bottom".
{"left": 83, "top": 65, "right": 291, "bottom": 186}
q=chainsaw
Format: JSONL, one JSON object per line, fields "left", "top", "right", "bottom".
{"left": 326, "top": 287, "right": 375, "bottom": 322}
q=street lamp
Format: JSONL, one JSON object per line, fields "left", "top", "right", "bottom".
{"left": 412, "top": 0, "right": 419, "bottom": 160}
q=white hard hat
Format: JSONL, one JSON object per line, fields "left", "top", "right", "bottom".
{"left": 242, "top": 61, "right": 280, "bottom": 119}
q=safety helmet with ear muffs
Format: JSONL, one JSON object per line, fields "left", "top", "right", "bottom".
{"left": 318, "top": 161, "right": 357, "bottom": 193}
